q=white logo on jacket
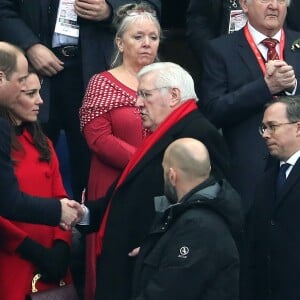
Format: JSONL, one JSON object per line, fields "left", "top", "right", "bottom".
{"left": 178, "top": 246, "right": 189, "bottom": 258}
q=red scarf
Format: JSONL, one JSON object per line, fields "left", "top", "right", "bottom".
{"left": 95, "top": 99, "right": 198, "bottom": 255}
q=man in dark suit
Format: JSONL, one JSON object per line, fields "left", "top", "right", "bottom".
{"left": 78, "top": 62, "right": 231, "bottom": 300}
{"left": 0, "top": 0, "right": 161, "bottom": 201}
{"left": 199, "top": 0, "right": 300, "bottom": 211}
{"left": 0, "top": 41, "right": 81, "bottom": 227}
{"left": 246, "top": 95, "right": 300, "bottom": 300}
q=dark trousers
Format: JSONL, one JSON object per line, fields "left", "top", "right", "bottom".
{"left": 42, "top": 52, "right": 90, "bottom": 201}
{"left": 42, "top": 52, "right": 88, "bottom": 299}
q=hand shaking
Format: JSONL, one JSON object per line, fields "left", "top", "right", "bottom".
{"left": 128, "top": 247, "right": 140, "bottom": 257}
{"left": 59, "top": 198, "right": 84, "bottom": 230}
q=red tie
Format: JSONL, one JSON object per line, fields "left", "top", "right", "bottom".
{"left": 262, "top": 38, "right": 279, "bottom": 61}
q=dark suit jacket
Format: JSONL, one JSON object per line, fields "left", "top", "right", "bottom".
{"left": 0, "top": 0, "right": 161, "bottom": 119}
{"left": 0, "top": 118, "right": 61, "bottom": 224}
{"left": 186, "top": 0, "right": 243, "bottom": 64}
{"left": 286, "top": 1, "right": 300, "bottom": 32}
{"left": 246, "top": 157, "right": 300, "bottom": 300}
{"left": 199, "top": 28, "right": 300, "bottom": 211}
{"left": 82, "top": 109, "right": 230, "bottom": 300}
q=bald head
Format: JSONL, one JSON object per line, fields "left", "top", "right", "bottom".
{"left": 163, "top": 138, "right": 211, "bottom": 181}
{"left": 162, "top": 138, "right": 211, "bottom": 202}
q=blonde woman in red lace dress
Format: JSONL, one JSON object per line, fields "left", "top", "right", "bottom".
{"left": 79, "top": 2, "right": 161, "bottom": 299}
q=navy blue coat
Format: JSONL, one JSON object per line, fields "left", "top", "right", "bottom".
{"left": 247, "top": 157, "right": 300, "bottom": 300}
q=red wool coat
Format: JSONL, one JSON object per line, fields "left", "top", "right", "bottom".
{"left": 0, "top": 129, "right": 72, "bottom": 300}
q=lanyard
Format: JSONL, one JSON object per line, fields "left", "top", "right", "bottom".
{"left": 243, "top": 25, "right": 285, "bottom": 75}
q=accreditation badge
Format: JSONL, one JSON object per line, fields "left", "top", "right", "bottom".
{"left": 228, "top": 10, "right": 247, "bottom": 34}
{"left": 54, "top": 0, "right": 80, "bottom": 38}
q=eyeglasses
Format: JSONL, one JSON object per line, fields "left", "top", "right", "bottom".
{"left": 259, "top": 122, "right": 298, "bottom": 135}
{"left": 126, "top": 9, "right": 157, "bottom": 17}
{"left": 257, "top": 0, "right": 287, "bottom": 5}
{"left": 137, "top": 87, "right": 170, "bottom": 99}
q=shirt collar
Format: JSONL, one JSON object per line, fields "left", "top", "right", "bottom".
{"left": 247, "top": 22, "right": 282, "bottom": 45}
{"left": 282, "top": 150, "right": 300, "bottom": 167}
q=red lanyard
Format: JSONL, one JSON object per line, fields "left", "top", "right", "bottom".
{"left": 243, "top": 25, "right": 285, "bottom": 75}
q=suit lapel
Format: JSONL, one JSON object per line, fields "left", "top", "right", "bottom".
{"left": 283, "top": 31, "right": 293, "bottom": 60}
{"left": 275, "top": 158, "right": 300, "bottom": 208}
{"left": 284, "top": 30, "right": 300, "bottom": 94}
{"left": 237, "top": 31, "right": 264, "bottom": 78}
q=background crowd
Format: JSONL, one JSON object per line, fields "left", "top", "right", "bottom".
{"left": 0, "top": 0, "right": 300, "bottom": 300}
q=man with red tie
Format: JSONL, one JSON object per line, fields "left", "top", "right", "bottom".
{"left": 199, "top": 0, "right": 300, "bottom": 211}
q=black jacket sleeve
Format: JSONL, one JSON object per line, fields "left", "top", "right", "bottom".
{"left": 186, "top": 0, "right": 222, "bottom": 62}
{"left": 17, "top": 237, "right": 70, "bottom": 282}
{"left": 0, "top": 0, "right": 41, "bottom": 49}
{"left": 0, "top": 118, "right": 61, "bottom": 225}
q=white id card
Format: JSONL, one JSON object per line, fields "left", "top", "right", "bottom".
{"left": 54, "top": 0, "right": 79, "bottom": 38}
{"left": 228, "top": 10, "right": 247, "bottom": 34}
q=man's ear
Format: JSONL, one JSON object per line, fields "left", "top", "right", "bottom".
{"left": 296, "top": 121, "right": 300, "bottom": 136}
{"left": 239, "top": 0, "right": 248, "bottom": 13}
{"left": 169, "top": 167, "right": 177, "bottom": 186}
{"left": 169, "top": 87, "right": 181, "bottom": 107}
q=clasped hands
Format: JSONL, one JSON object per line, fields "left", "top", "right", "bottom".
{"left": 59, "top": 198, "right": 84, "bottom": 230}
{"left": 265, "top": 60, "right": 297, "bottom": 95}
{"left": 74, "top": 0, "right": 111, "bottom": 21}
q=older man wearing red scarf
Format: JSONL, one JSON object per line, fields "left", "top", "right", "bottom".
{"left": 78, "top": 62, "right": 230, "bottom": 300}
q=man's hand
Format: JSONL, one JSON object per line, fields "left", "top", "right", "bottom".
{"left": 265, "top": 60, "right": 296, "bottom": 94}
{"left": 128, "top": 247, "right": 140, "bottom": 257}
{"left": 59, "top": 198, "right": 84, "bottom": 230}
{"left": 26, "top": 44, "right": 64, "bottom": 77}
{"left": 75, "top": 0, "right": 111, "bottom": 21}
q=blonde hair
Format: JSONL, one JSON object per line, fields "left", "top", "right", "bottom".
{"left": 111, "top": 2, "right": 161, "bottom": 67}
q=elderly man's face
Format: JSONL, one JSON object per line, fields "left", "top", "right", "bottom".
{"left": 240, "top": 0, "right": 288, "bottom": 36}
{"left": 136, "top": 72, "right": 173, "bottom": 132}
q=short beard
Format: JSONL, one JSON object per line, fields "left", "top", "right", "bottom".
{"left": 164, "top": 177, "right": 178, "bottom": 204}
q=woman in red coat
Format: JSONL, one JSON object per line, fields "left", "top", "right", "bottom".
{"left": 0, "top": 70, "right": 72, "bottom": 299}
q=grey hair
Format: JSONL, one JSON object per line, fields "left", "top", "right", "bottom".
{"left": 266, "top": 96, "right": 300, "bottom": 122}
{"left": 111, "top": 2, "right": 161, "bottom": 68}
{"left": 244, "top": 0, "right": 291, "bottom": 6}
{"left": 137, "top": 62, "right": 198, "bottom": 102}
